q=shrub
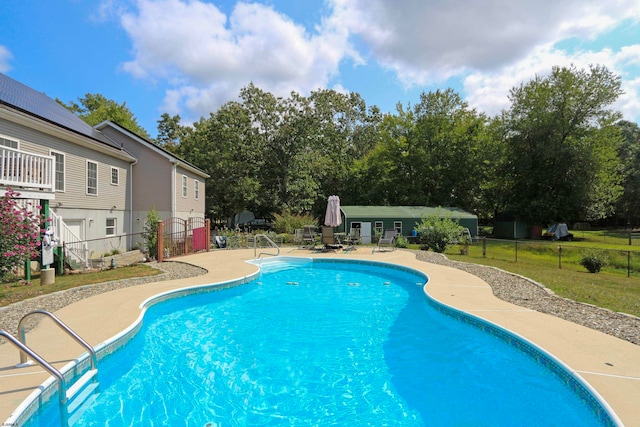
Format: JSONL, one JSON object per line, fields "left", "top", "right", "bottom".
{"left": 0, "top": 188, "right": 42, "bottom": 281}
{"left": 415, "top": 210, "right": 464, "bottom": 253}
{"left": 580, "top": 251, "right": 607, "bottom": 273}
{"left": 142, "top": 207, "right": 160, "bottom": 260}
{"left": 272, "top": 210, "right": 317, "bottom": 234}
{"left": 395, "top": 235, "right": 409, "bottom": 248}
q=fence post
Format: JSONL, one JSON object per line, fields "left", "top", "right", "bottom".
{"left": 206, "top": 219, "right": 211, "bottom": 252}
{"left": 628, "top": 250, "right": 631, "bottom": 278}
{"left": 482, "top": 237, "right": 486, "bottom": 257}
{"left": 157, "top": 220, "right": 164, "bottom": 263}
{"left": 558, "top": 245, "right": 562, "bottom": 269}
{"left": 515, "top": 241, "right": 518, "bottom": 262}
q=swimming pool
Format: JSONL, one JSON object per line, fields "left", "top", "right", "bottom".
{"left": 19, "top": 257, "right": 619, "bottom": 426}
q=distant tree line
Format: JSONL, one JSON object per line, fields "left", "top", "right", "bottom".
{"left": 61, "top": 64, "right": 640, "bottom": 228}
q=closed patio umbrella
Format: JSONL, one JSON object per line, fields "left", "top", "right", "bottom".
{"left": 324, "top": 195, "right": 342, "bottom": 227}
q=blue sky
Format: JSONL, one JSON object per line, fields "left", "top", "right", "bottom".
{"left": 1, "top": 0, "right": 640, "bottom": 138}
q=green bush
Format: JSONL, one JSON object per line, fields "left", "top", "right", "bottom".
{"left": 580, "top": 251, "right": 607, "bottom": 273}
{"left": 272, "top": 210, "right": 317, "bottom": 234}
{"left": 415, "top": 210, "right": 464, "bottom": 253}
{"left": 142, "top": 207, "right": 160, "bottom": 260}
{"left": 395, "top": 235, "right": 409, "bottom": 248}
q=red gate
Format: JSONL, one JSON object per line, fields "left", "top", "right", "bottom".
{"left": 158, "top": 217, "right": 210, "bottom": 261}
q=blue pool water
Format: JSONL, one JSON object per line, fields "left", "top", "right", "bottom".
{"left": 24, "top": 258, "right": 616, "bottom": 426}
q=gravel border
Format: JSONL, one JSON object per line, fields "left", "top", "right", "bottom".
{"left": 1, "top": 253, "right": 638, "bottom": 346}
{"left": 0, "top": 261, "right": 207, "bottom": 340}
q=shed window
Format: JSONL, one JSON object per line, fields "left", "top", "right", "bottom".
{"left": 374, "top": 221, "right": 383, "bottom": 234}
{"left": 394, "top": 221, "right": 402, "bottom": 235}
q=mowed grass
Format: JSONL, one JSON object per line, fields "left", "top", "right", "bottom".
{"left": 436, "top": 230, "right": 640, "bottom": 317}
{"left": 0, "top": 264, "right": 162, "bottom": 307}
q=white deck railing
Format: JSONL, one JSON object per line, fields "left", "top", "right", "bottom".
{"left": 0, "top": 146, "right": 54, "bottom": 191}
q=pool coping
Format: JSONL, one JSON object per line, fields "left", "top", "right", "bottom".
{"left": 1, "top": 248, "right": 639, "bottom": 426}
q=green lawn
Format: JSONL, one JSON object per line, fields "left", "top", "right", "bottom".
{"left": 0, "top": 264, "right": 162, "bottom": 307}
{"left": 429, "top": 230, "right": 640, "bottom": 317}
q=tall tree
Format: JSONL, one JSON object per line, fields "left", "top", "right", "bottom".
{"left": 175, "top": 101, "right": 260, "bottom": 223}
{"left": 615, "top": 120, "right": 640, "bottom": 227}
{"left": 58, "top": 93, "right": 151, "bottom": 139}
{"left": 503, "top": 65, "right": 624, "bottom": 224}
{"left": 156, "top": 113, "right": 188, "bottom": 152}
{"left": 351, "top": 89, "right": 488, "bottom": 211}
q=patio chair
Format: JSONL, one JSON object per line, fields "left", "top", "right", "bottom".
{"left": 377, "top": 229, "right": 398, "bottom": 252}
{"left": 302, "top": 225, "right": 318, "bottom": 248}
{"left": 343, "top": 228, "right": 361, "bottom": 249}
{"left": 321, "top": 226, "right": 342, "bottom": 251}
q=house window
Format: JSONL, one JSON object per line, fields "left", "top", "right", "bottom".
{"left": 0, "top": 135, "right": 18, "bottom": 149}
{"left": 51, "top": 151, "right": 65, "bottom": 192}
{"left": 106, "top": 218, "right": 116, "bottom": 236}
{"left": 194, "top": 180, "right": 200, "bottom": 200}
{"left": 394, "top": 221, "right": 403, "bottom": 235}
{"left": 111, "top": 167, "right": 119, "bottom": 185}
{"left": 374, "top": 221, "right": 383, "bottom": 234}
{"left": 87, "top": 161, "right": 98, "bottom": 195}
{"left": 182, "top": 175, "right": 188, "bottom": 198}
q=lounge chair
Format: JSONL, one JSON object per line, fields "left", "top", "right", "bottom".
{"left": 377, "top": 229, "right": 397, "bottom": 252}
{"left": 302, "top": 225, "right": 318, "bottom": 248}
{"left": 343, "top": 228, "right": 360, "bottom": 249}
{"left": 321, "top": 226, "right": 342, "bottom": 250}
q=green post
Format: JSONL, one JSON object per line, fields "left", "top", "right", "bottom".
{"left": 41, "top": 198, "right": 50, "bottom": 270}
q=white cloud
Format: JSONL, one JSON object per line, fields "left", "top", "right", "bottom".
{"left": 118, "top": 0, "right": 356, "bottom": 120}
{"left": 0, "top": 45, "right": 13, "bottom": 73}
{"left": 462, "top": 43, "right": 640, "bottom": 121}
{"left": 339, "top": 0, "right": 640, "bottom": 86}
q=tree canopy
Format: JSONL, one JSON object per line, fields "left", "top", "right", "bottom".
{"left": 61, "top": 64, "right": 634, "bottom": 228}
{"left": 501, "top": 65, "right": 624, "bottom": 224}
{"left": 58, "top": 93, "right": 151, "bottom": 139}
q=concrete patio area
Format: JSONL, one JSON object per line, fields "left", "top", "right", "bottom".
{"left": 1, "top": 248, "right": 639, "bottom": 425}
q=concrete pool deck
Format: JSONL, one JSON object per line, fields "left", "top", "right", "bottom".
{"left": 1, "top": 248, "right": 639, "bottom": 425}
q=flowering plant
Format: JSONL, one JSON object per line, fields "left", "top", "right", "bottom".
{"left": 0, "top": 188, "right": 42, "bottom": 281}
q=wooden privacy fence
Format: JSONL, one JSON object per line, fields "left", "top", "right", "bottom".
{"left": 157, "top": 217, "right": 210, "bottom": 262}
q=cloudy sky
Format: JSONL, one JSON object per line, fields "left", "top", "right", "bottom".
{"left": 1, "top": 0, "right": 640, "bottom": 137}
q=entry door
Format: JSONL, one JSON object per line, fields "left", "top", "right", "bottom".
{"left": 64, "top": 219, "right": 84, "bottom": 241}
{"left": 360, "top": 222, "right": 372, "bottom": 244}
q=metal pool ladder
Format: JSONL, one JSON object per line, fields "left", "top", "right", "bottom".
{"left": 253, "top": 233, "right": 280, "bottom": 258}
{"left": 3, "top": 310, "right": 100, "bottom": 426}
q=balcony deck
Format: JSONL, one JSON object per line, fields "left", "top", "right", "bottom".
{"left": 0, "top": 146, "right": 54, "bottom": 198}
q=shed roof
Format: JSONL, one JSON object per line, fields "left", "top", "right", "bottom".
{"left": 340, "top": 206, "right": 477, "bottom": 219}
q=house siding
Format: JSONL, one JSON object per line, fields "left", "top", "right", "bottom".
{"left": 99, "top": 125, "right": 207, "bottom": 227}
{"left": 0, "top": 117, "right": 133, "bottom": 256}
{"left": 0, "top": 120, "right": 130, "bottom": 209}
{"left": 174, "top": 166, "right": 205, "bottom": 219}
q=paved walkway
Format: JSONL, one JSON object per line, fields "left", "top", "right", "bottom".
{"left": 1, "top": 248, "right": 639, "bottom": 425}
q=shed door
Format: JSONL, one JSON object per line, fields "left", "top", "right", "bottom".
{"left": 360, "top": 222, "right": 372, "bottom": 244}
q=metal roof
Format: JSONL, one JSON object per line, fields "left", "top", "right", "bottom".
{"left": 340, "top": 206, "right": 477, "bottom": 219}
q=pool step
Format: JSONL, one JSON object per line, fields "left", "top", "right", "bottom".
{"left": 66, "top": 369, "right": 100, "bottom": 425}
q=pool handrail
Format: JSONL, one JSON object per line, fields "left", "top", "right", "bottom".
{"left": 254, "top": 233, "right": 280, "bottom": 258}
{"left": 0, "top": 330, "right": 68, "bottom": 409}
{"left": 18, "top": 310, "right": 98, "bottom": 370}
